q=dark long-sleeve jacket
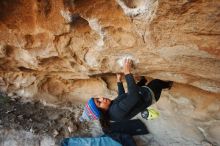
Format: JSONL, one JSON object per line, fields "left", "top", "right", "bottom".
{"left": 107, "top": 74, "right": 153, "bottom": 121}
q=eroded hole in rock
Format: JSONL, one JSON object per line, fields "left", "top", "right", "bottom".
{"left": 24, "top": 34, "right": 34, "bottom": 48}
{"left": 116, "top": 0, "right": 158, "bottom": 18}
{"left": 0, "top": 0, "right": 22, "bottom": 22}
{"left": 60, "top": 10, "right": 90, "bottom": 32}
{"left": 63, "top": 0, "right": 75, "bottom": 8}
{"left": 39, "top": 56, "right": 61, "bottom": 66}
{"left": 37, "top": 0, "right": 52, "bottom": 17}
{"left": 72, "top": 0, "right": 87, "bottom": 6}
{"left": 70, "top": 14, "right": 90, "bottom": 31}
{"left": 122, "top": 0, "right": 145, "bottom": 8}
{"left": 18, "top": 66, "right": 35, "bottom": 72}
{"left": 5, "top": 45, "right": 16, "bottom": 57}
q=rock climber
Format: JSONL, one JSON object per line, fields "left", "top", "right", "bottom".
{"left": 80, "top": 59, "right": 173, "bottom": 126}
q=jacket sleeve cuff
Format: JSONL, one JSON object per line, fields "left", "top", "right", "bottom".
{"left": 125, "top": 73, "right": 133, "bottom": 81}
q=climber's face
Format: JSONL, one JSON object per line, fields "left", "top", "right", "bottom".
{"left": 94, "top": 96, "right": 111, "bottom": 111}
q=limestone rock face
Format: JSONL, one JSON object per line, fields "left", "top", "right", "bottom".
{"left": 0, "top": 0, "right": 220, "bottom": 145}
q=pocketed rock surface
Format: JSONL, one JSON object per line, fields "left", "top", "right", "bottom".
{"left": 0, "top": 0, "right": 220, "bottom": 145}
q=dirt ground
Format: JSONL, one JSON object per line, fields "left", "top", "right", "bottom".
{"left": 0, "top": 93, "right": 93, "bottom": 145}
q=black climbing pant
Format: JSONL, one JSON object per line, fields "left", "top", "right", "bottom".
{"left": 137, "top": 78, "right": 172, "bottom": 101}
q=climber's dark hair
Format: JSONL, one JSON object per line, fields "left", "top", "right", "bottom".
{"left": 98, "top": 108, "right": 111, "bottom": 133}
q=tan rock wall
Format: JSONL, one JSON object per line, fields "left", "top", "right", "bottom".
{"left": 0, "top": 0, "right": 220, "bottom": 145}
{"left": 0, "top": 0, "right": 219, "bottom": 96}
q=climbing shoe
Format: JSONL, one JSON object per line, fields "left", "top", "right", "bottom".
{"left": 141, "top": 108, "right": 160, "bottom": 120}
